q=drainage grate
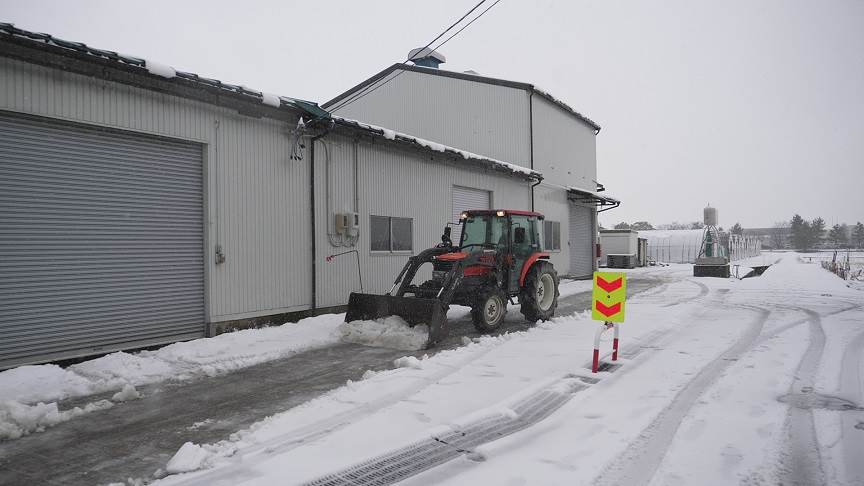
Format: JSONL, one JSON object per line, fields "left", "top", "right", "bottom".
{"left": 302, "top": 380, "right": 586, "bottom": 486}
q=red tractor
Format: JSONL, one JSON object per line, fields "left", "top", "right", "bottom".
{"left": 346, "top": 210, "right": 560, "bottom": 347}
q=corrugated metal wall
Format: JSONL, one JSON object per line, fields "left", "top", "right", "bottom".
{"left": 530, "top": 95, "right": 597, "bottom": 192}
{"left": 0, "top": 56, "right": 311, "bottom": 325}
{"left": 451, "top": 186, "right": 491, "bottom": 244}
{"left": 568, "top": 203, "right": 596, "bottom": 278}
{"left": 333, "top": 70, "right": 532, "bottom": 165}
{"left": 533, "top": 185, "right": 572, "bottom": 274}
{"left": 314, "top": 134, "right": 532, "bottom": 308}
{"left": 0, "top": 112, "right": 205, "bottom": 368}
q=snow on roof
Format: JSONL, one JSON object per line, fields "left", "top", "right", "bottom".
{"left": 0, "top": 23, "right": 323, "bottom": 116}
{"left": 334, "top": 117, "right": 542, "bottom": 180}
{"left": 567, "top": 186, "right": 620, "bottom": 204}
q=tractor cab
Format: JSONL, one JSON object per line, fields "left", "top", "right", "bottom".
{"left": 455, "top": 210, "right": 544, "bottom": 293}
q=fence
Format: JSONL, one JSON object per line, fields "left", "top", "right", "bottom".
{"left": 643, "top": 230, "right": 761, "bottom": 264}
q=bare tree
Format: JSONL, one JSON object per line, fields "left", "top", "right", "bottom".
{"left": 771, "top": 221, "right": 790, "bottom": 249}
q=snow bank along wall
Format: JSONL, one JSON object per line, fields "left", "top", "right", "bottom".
{"left": 326, "top": 63, "right": 605, "bottom": 279}
{"left": 640, "top": 229, "right": 762, "bottom": 264}
{"left": 0, "top": 28, "right": 534, "bottom": 367}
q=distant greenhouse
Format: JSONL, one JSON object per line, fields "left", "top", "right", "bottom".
{"left": 641, "top": 230, "right": 761, "bottom": 264}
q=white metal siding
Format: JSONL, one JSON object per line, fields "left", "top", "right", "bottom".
{"left": 332, "top": 70, "right": 532, "bottom": 165}
{"left": 451, "top": 186, "right": 491, "bottom": 244}
{"left": 313, "top": 135, "right": 532, "bottom": 308}
{"left": 0, "top": 113, "right": 204, "bottom": 368}
{"left": 533, "top": 184, "right": 572, "bottom": 274}
{"left": 531, "top": 95, "right": 597, "bottom": 192}
{"left": 569, "top": 204, "right": 595, "bottom": 278}
{"left": 0, "top": 56, "right": 312, "bottom": 324}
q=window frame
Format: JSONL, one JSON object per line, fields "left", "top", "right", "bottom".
{"left": 544, "top": 220, "right": 562, "bottom": 252}
{"left": 369, "top": 215, "right": 414, "bottom": 254}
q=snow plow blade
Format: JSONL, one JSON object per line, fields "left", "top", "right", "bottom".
{"left": 345, "top": 293, "right": 448, "bottom": 348}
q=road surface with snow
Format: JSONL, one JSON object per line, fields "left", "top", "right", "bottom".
{"left": 0, "top": 275, "right": 663, "bottom": 486}
{"left": 2, "top": 254, "right": 862, "bottom": 486}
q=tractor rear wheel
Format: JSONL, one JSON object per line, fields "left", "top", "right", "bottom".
{"left": 471, "top": 288, "right": 508, "bottom": 332}
{"left": 520, "top": 261, "right": 559, "bottom": 323}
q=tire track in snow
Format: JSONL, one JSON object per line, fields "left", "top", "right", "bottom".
{"left": 592, "top": 304, "right": 770, "bottom": 486}
{"left": 778, "top": 307, "right": 827, "bottom": 486}
{"left": 661, "top": 279, "right": 710, "bottom": 308}
{"left": 162, "top": 340, "right": 505, "bottom": 486}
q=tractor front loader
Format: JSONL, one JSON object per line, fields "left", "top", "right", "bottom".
{"left": 345, "top": 210, "right": 560, "bottom": 348}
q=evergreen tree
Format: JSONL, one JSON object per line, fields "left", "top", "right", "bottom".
{"left": 690, "top": 221, "right": 705, "bottom": 229}
{"left": 790, "top": 214, "right": 811, "bottom": 250}
{"left": 854, "top": 222, "right": 864, "bottom": 249}
{"left": 614, "top": 222, "right": 631, "bottom": 230}
{"left": 810, "top": 217, "right": 826, "bottom": 248}
{"left": 631, "top": 221, "right": 654, "bottom": 231}
{"left": 730, "top": 223, "right": 743, "bottom": 235}
{"left": 828, "top": 224, "right": 844, "bottom": 248}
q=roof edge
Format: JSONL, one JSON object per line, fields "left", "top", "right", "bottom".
{"left": 323, "top": 63, "right": 601, "bottom": 132}
{"left": 333, "top": 116, "right": 542, "bottom": 182}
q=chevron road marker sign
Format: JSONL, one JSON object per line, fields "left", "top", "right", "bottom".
{"left": 592, "top": 271, "right": 627, "bottom": 323}
{"left": 590, "top": 271, "right": 627, "bottom": 372}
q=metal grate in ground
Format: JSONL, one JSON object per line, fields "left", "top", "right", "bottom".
{"left": 303, "top": 378, "right": 587, "bottom": 486}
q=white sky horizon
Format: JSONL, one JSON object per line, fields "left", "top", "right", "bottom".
{"left": 2, "top": 0, "right": 862, "bottom": 229}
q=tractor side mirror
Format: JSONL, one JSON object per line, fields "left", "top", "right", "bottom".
{"left": 514, "top": 227, "right": 526, "bottom": 244}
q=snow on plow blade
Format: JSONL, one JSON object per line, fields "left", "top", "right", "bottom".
{"left": 345, "top": 293, "right": 448, "bottom": 348}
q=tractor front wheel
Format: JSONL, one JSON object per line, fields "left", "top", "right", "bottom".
{"left": 520, "top": 261, "right": 559, "bottom": 323}
{"left": 471, "top": 288, "right": 508, "bottom": 332}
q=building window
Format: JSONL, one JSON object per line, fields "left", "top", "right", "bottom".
{"left": 544, "top": 220, "right": 561, "bottom": 251}
{"left": 370, "top": 215, "right": 413, "bottom": 252}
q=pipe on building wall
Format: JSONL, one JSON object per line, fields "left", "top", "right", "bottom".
{"left": 528, "top": 90, "right": 536, "bottom": 211}
{"left": 310, "top": 125, "right": 332, "bottom": 309}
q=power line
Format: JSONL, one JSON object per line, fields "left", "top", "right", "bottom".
{"left": 329, "top": 0, "right": 502, "bottom": 114}
{"left": 430, "top": 0, "right": 502, "bottom": 53}
{"left": 329, "top": 0, "right": 487, "bottom": 113}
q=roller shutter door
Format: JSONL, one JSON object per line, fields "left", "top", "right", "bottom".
{"left": 451, "top": 186, "right": 491, "bottom": 244}
{"left": 0, "top": 113, "right": 205, "bottom": 369}
{"left": 568, "top": 204, "right": 595, "bottom": 278}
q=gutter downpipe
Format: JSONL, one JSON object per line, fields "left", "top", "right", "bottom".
{"left": 309, "top": 119, "right": 335, "bottom": 310}
{"left": 529, "top": 90, "right": 536, "bottom": 211}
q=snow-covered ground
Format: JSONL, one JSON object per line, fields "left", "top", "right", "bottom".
{"left": 0, "top": 273, "right": 600, "bottom": 441}
{"left": 0, "top": 314, "right": 346, "bottom": 439}
{"left": 146, "top": 253, "right": 863, "bottom": 486}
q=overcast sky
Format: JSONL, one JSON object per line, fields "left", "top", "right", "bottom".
{"left": 3, "top": 0, "right": 862, "bottom": 229}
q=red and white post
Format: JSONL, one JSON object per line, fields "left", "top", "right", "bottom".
{"left": 592, "top": 321, "right": 621, "bottom": 373}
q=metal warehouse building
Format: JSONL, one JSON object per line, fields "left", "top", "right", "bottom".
{"left": 0, "top": 26, "right": 541, "bottom": 368}
{"left": 325, "top": 49, "right": 619, "bottom": 279}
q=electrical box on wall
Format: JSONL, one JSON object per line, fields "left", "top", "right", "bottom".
{"left": 335, "top": 213, "right": 347, "bottom": 234}
{"left": 346, "top": 212, "right": 359, "bottom": 236}
{"left": 334, "top": 212, "right": 360, "bottom": 235}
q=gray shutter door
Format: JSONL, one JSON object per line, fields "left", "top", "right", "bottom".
{"left": 569, "top": 204, "right": 595, "bottom": 278}
{"left": 0, "top": 113, "right": 205, "bottom": 369}
{"left": 451, "top": 186, "right": 491, "bottom": 244}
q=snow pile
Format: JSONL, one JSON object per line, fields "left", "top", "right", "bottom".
{"left": 0, "top": 399, "right": 114, "bottom": 440}
{"left": 0, "top": 364, "right": 95, "bottom": 404}
{"left": 165, "top": 442, "right": 210, "bottom": 474}
{"left": 338, "top": 316, "right": 429, "bottom": 351}
{"left": 111, "top": 384, "right": 141, "bottom": 402}
{"left": 144, "top": 59, "right": 176, "bottom": 78}
{"left": 393, "top": 356, "right": 424, "bottom": 370}
{"left": 0, "top": 313, "right": 345, "bottom": 439}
